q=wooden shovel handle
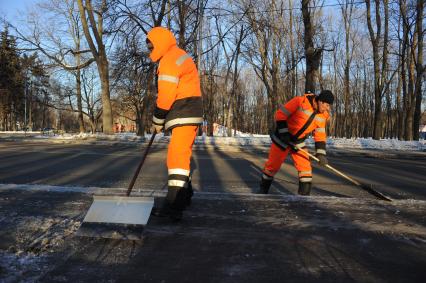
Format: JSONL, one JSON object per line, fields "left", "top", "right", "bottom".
{"left": 126, "top": 133, "right": 156, "bottom": 196}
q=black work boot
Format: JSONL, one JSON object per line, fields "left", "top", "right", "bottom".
{"left": 298, "top": 182, "right": 312, "bottom": 196}
{"left": 151, "top": 189, "right": 184, "bottom": 222}
{"left": 151, "top": 200, "right": 182, "bottom": 222}
{"left": 178, "top": 177, "right": 193, "bottom": 208}
{"left": 257, "top": 174, "right": 273, "bottom": 194}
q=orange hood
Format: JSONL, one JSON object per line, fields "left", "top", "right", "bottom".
{"left": 146, "top": 27, "right": 177, "bottom": 62}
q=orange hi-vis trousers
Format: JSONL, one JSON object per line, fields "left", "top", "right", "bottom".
{"left": 167, "top": 126, "right": 198, "bottom": 184}
{"left": 263, "top": 143, "right": 313, "bottom": 183}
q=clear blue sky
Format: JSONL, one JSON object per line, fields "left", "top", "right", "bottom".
{"left": 0, "top": 0, "right": 35, "bottom": 22}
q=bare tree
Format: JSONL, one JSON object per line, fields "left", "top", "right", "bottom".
{"left": 8, "top": 0, "right": 96, "bottom": 132}
{"left": 242, "top": 0, "right": 292, "bottom": 129}
{"left": 77, "top": 0, "right": 113, "bottom": 134}
{"left": 339, "top": 0, "right": 356, "bottom": 137}
{"left": 365, "top": 0, "right": 389, "bottom": 139}
{"left": 107, "top": 0, "right": 168, "bottom": 135}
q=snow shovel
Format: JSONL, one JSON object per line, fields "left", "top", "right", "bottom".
{"left": 76, "top": 133, "right": 157, "bottom": 240}
{"left": 292, "top": 144, "right": 392, "bottom": 202}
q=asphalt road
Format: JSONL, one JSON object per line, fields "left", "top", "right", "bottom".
{"left": 0, "top": 140, "right": 426, "bottom": 282}
{"left": 0, "top": 140, "right": 425, "bottom": 200}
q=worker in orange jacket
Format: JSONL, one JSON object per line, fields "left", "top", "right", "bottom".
{"left": 258, "top": 90, "right": 334, "bottom": 196}
{"left": 146, "top": 27, "right": 203, "bottom": 221}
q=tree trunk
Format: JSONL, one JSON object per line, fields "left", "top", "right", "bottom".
{"left": 76, "top": 68, "right": 85, "bottom": 133}
{"left": 302, "top": 0, "right": 322, "bottom": 93}
{"left": 77, "top": 0, "right": 113, "bottom": 134}
{"left": 98, "top": 56, "right": 113, "bottom": 134}
{"left": 405, "top": 36, "right": 416, "bottom": 140}
{"left": 365, "top": 0, "right": 388, "bottom": 139}
{"left": 413, "top": 0, "right": 424, "bottom": 140}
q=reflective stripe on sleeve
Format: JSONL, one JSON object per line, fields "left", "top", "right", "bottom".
{"left": 314, "top": 116, "right": 326, "bottom": 123}
{"left": 316, "top": 149, "right": 326, "bottom": 155}
{"left": 279, "top": 104, "right": 291, "bottom": 116}
{"left": 278, "top": 128, "right": 289, "bottom": 133}
{"left": 153, "top": 116, "right": 165, "bottom": 125}
{"left": 158, "top": 75, "right": 179, "bottom": 84}
{"left": 297, "top": 106, "right": 313, "bottom": 116}
{"left": 315, "top": 128, "right": 326, "bottom": 133}
{"left": 176, "top": 54, "right": 191, "bottom": 66}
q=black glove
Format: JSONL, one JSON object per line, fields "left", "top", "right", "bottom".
{"left": 279, "top": 132, "right": 291, "bottom": 144}
{"left": 279, "top": 132, "right": 299, "bottom": 152}
{"left": 316, "top": 154, "right": 328, "bottom": 166}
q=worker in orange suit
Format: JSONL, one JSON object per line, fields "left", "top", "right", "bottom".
{"left": 258, "top": 90, "right": 334, "bottom": 196}
{"left": 146, "top": 27, "right": 203, "bottom": 221}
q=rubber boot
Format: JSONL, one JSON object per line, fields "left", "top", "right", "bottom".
{"left": 298, "top": 182, "right": 312, "bottom": 196}
{"left": 151, "top": 188, "right": 184, "bottom": 222}
{"left": 176, "top": 176, "right": 193, "bottom": 208}
{"left": 257, "top": 176, "right": 273, "bottom": 194}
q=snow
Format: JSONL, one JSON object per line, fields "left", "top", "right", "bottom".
{"left": 1, "top": 131, "right": 424, "bottom": 151}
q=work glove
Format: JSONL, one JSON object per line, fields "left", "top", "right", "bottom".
{"left": 279, "top": 132, "right": 291, "bottom": 144}
{"left": 316, "top": 154, "right": 328, "bottom": 166}
{"left": 279, "top": 132, "right": 300, "bottom": 152}
{"left": 150, "top": 124, "right": 163, "bottom": 134}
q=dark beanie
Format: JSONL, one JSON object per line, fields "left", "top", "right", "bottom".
{"left": 317, "top": 90, "right": 334, "bottom": 104}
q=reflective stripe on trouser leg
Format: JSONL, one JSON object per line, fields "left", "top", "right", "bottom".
{"left": 167, "top": 171, "right": 189, "bottom": 198}
{"left": 166, "top": 126, "right": 197, "bottom": 205}
{"left": 262, "top": 142, "right": 291, "bottom": 177}
{"left": 290, "top": 148, "right": 312, "bottom": 182}
{"left": 168, "top": 168, "right": 190, "bottom": 189}
{"left": 167, "top": 172, "right": 191, "bottom": 210}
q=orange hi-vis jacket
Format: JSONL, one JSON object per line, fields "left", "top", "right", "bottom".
{"left": 147, "top": 27, "right": 203, "bottom": 131}
{"left": 271, "top": 94, "right": 329, "bottom": 155}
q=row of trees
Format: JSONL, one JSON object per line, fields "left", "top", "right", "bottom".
{"left": 0, "top": 29, "right": 53, "bottom": 131}
{"left": 0, "top": 0, "right": 424, "bottom": 139}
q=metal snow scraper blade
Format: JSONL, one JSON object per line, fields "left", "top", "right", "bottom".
{"left": 291, "top": 144, "right": 392, "bottom": 202}
{"left": 76, "top": 133, "right": 157, "bottom": 240}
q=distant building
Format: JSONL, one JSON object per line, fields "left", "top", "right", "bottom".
{"left": 114, "top": 121, "right": 136, "bottom": 133}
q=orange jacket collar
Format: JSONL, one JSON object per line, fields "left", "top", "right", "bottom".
{"left": 147, "top": 27, "right": 177, "bottom": 62}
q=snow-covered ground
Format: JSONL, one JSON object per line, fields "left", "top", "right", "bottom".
{"left": 1, "top": 131, "right": 425, "bottom": 151}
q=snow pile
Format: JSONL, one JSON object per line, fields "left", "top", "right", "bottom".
{"left": 34, "top": 132, "right": 146, "bottom": 142}
{"left": 194, "top": 135, "right": 272, "bottom": 146}
{"left": 193, "top": 136, "right": 426, "bottom": 151}
{"left": 1, "top": 131, "right": 425, "bottom": 151}
{"left": 212, "top": 124, "right": 264, "bottom": 137}
{"left": 0, "top": 131, "right": 41, "bottom": 134}
{"left": 327, "top": 137, "right": 426, "bottom": 151}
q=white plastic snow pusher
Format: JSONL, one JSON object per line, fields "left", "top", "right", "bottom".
{"left": 76, "top": 133, "right": 156, "bottom": 240}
